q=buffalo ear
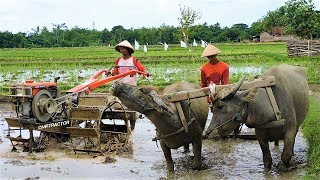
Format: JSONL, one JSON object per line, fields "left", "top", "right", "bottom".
{"left": 241, "top": 86, "right": 260, "bottom": 103}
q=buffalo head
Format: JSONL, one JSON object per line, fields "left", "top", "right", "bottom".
{"left": 110, "top": 81, "right": 173, "bottom": 115}
{"left": 206, "top": 77, "right": 259, "bottom": 138}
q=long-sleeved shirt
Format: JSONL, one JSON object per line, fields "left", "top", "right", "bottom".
{"left": 200, "top": 61, "right": 229, "bottom": 88}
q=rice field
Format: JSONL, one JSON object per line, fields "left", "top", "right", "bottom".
{"left": 0, "top": 42, "right": 320, "bottom": 177}
{"left": 0, "top": 42, "right": 319, "bottom": 94}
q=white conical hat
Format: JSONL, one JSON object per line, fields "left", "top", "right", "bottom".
{"left": 201, "top": 44, "right": 221, "bottom": 58}
{"left": 115, "top": 40, "right": 134, "bottom": 54}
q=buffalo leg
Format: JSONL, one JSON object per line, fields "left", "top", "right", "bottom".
{"left": 292, "top": 128, "right": 300, "bottom": 156}
{"left": 160, "top": 140, "right": 174, "bottom": 172}
{"left": 192, "top": 140, "right": 202, "bottom": 170}
{"left": 258, "top": 139, "right": 272, "bottom": 169}
{"left": 282, "top": 129, "right": 296, "bottom": 167}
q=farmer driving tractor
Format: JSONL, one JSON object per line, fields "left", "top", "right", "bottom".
{"left": 113, "top": 40, "right": 150, "bottom": 85}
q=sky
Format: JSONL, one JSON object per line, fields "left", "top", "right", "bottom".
{"left": 0, "top": 0, "right": 319, "bottom": 34}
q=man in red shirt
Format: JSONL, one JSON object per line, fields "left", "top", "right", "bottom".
{"left": 200, "top": 44, "right": 229, "bottom": 88}
{"left": 113, "top": 40, "right": 150, "bottom": 85}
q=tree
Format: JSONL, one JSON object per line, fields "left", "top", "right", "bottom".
{"left": 31, "top": 26, "right": 40, "bottom": 36}
{"left": 41, "top": 26, "right": 53, "bottom": 47}
{"left": 260, "top": 6, "right": 287, "bottom": 33}
{"left": 249, "top": 20, "right": 263, "bottom": 36}
{"left": 231, "top": 23, "right": 251, "bottom": 41}
{"left": 223, "top": 27, "right": 240, "bottom": 42}
{"left": 284, "top": 0, "right": 319, "bottom": 38}
{"left": 315, "top": 10, "right": 320, "bottom": 38}
{"left": 232, "top": 23, "right": 249, "bottom": 30}
{"left": 13, "top": 33, "right": 28, "bottom": 48}
{"left": 110, "top": 25, "right": 126, "bottom": 44}
{"left": 0, "top": 31, "right": 14, "bottom": 48}
{"left": 28, "top": 26, "right": 44, "bottom": 47}
{"left": 52, "top": 23, "right": 68, "bottom": 46}
{"left": 257, "top": 0, "right": 319, "bottom": 38}
{"left": 100, "top": 28, "right": 111, "bottom": 44}
{"left": 178, "top": 4, "right": 201, "bottom": 46}
{"left": 158, "top": 24, "right": 178, "bottom": 44}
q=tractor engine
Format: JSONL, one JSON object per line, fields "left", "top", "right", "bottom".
{"left": 10, "top": 79, "right": 60, "bottom": 123}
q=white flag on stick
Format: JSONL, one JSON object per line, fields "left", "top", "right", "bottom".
{"left": 180, "top": 41, "right": 187, "bottom": 48}
{"left": 143, "top": 45, "right": 147, "bottom": 52}
{"left": 164, "top": 42, "right": 169, "bottom": 51}
{"left": 192, "top": 39, "right": 198, "bottom": 47}
{"left": 134, "top": 39, "right": 140, "bottom": 50}
{"left": 201, "top": 40, "right": 207, "bottom": 48}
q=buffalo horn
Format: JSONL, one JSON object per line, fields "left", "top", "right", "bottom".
{"left": 219, "top": 77, "right": 246, "bottom": 100}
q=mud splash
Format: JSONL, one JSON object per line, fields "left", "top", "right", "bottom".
{"left": 0, "top": 104, "right": 307, "bottom": 179}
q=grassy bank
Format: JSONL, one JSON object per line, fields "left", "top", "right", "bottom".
{"left": 302, "top": 96, "right": 320, "bottom": 178}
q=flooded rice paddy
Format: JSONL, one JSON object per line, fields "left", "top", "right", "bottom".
{"left": 0, "top": 66, "right": 264, "bottom": 89}
{"left": 0, "top": 102, "right": 307, "bottom": 179}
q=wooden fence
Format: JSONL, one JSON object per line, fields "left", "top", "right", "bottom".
{"left": 287, "top": 40, "right": 320, "bottom": 56}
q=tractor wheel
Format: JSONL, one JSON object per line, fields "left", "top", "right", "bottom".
{"left": 32, "top": 89, "right": 53, "bottom": 122}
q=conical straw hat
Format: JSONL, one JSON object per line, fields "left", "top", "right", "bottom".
{"left": 201, "top": 44, "right": 221, "bottom": 58}
{"left": 115, "top": 40, "right": 134, "bottom": 54}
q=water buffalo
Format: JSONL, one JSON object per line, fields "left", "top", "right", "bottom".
{"left": 110, "top": 81, "right": 208, "bottom": 172}
{"left": 206, "top": 64, "right": 309, "bottom": 169}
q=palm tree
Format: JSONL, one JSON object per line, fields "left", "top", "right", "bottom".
{"left": 52, "top": 23, "right": 68, "bottom": 45}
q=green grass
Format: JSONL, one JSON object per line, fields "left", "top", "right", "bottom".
{"left": 302, "top": 97, "right": 320, "bottom": 178}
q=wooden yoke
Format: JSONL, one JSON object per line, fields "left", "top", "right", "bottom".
{"left": 175, "top": 102, "right": 188, "bottom": 133}
{"left": 159, "top": 76, "right": 276, "bottom": 103}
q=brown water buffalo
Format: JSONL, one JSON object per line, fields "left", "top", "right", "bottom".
{"left": 206, "top": 64, "right": 309, "bottom": 169}
{"left": 110, "top": 81, "right": 208, "bottom": 172}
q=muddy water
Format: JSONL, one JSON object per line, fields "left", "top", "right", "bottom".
{"left": 0, "top": 105, "right": 307, "bottom": 179}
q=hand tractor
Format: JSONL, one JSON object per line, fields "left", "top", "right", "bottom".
{"left": 5, "top": 69, "right": 147, "bottom": 153}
